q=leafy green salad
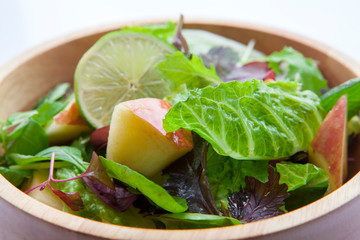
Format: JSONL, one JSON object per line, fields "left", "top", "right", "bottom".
{"left": 1, "top": 17, "right": 360, "bottom": 229}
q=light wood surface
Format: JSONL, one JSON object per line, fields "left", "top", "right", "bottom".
{"left": 0, "top": 19, "right": 359, "bottom": 240}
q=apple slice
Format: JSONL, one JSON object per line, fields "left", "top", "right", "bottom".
{"left": 106, "top": 98, "right": 193, "bottom": 177}
{"left": 45, "top": 98, "right": 91, "bottom": 144}
{"left": 308, "top": 95, "right": 348, "bottom": 193}
{"left": 22, "top": 170, "right": 63, "bottom": 210}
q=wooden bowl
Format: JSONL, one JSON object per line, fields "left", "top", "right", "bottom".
{"left": 0, "top": 19, "right": 360, "bottom": 240}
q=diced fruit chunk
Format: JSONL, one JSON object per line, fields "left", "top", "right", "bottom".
{"left": 308, "top": 95, "right": 348, "bottom": 192}
{"left": 45, "top": 98, "right": 91, "bottom": 144}
{"left": 106, "top": 98, "right": 193, "bottom": 177}
{"left": 22, "top": 170, "right": 63, "bottom": 210}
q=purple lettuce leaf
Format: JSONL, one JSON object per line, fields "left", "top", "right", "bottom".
{"left": 223, "top": 61, "right": 275, "bottom": 82}
{"left": 172, "top": 14, "right": 189, "bottom": 55}
{"left": 82, "top": 153, "right": 138, "bottom": 212}
{"left": 162, "top": 133, "right": 218, "bottom": 215}
{"left": 199, "top": 46, "right": 239, "bottom": 79}
{"left": 199, "top": 46, "right": 275, "bottom": 82}
{"left": 89, "top": 126, "right": 109, "bottom": 151}
{"left": 227, "top": 168, "right": 288, "bottom": 223}
{"left": 52, "top": 189, "right": 84, "bottom": 211}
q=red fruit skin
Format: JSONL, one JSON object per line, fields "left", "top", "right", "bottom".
{"left": 309, "top": 95, "right": 348, "bottom": 193}
{"left": 122, "top": 98, "right": 193, "bottom": 149}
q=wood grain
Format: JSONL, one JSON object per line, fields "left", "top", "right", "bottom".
{"left": 0, "top": 19, "right": 359, "bottom": 240}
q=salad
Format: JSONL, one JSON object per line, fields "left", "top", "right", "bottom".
{"left": 1, "top": 16, "right": 360, "bottom": 229}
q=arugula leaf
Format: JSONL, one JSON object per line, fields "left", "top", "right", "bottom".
{"left": 156, "top": 52, "right": 222, "bottom": 94}
{"left": 275, "top": 161, "right": 328, "bottom": 211}
{"left": 100, "top": 156, "right": 188, "bottom": 213}
{"left": 56, "top": 166, "right": 155, "bottom": 228}
{"left": 164, "top": 80, "right": 324, "bottom": 160}
{"left": 162, "top": 133, "right": 218, "bottom": 215}
{"left": 0, "top": 167, "right": 31, "bottom": 187}
{"left": 123, "top": 21, "right": 176, "bottom": 44}
{"left": 206, "top": 146, "right": 269, "bottom": 204}
{"left": 9, "top": 146, "right": 88, "bottom": 172}
{"left": 262, "top": 47, "right": 327, "bottom": 95}
{"left": 321, "top": 77, "right": 360, "bottom": 119}
{"left": 154, "top": 213, "right": 240, "bottom": 229}
{"left": 227, "top": 168, "right": 288, "bottom": 223}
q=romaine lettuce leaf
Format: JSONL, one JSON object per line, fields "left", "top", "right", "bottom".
{"left": 164, "top": 80, "right": 324, "bottom": 160}
{"left": 100, "top": 156, "right": 188, "bottom": 213}
{"left": 262, "top": 47, "right": 327, "bottom": 96}
{"left": 276, "top": 161, "right": 328, "bottom": 191}
{"left": 206, "top": 146, "right": 269, "bottom": 203}
{"left": 275, "top": 161, "right": 328, "bottom": 210}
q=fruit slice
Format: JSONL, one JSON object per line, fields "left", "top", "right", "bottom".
{"left": 45, "top": 97, "right": 91, "bottom": 144}
{"left": 74, "top": 31, "right": 175, "bottom": 128}
{"left": 308, "top": 95, "right": 348, "bottom": 193}
{"left": 106, "top": 98, "right": 193, "bottom": 177}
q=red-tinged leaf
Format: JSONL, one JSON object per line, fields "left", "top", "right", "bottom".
{"left": 52, "top": 189, "right": 84, "bottom": 211}
{"left": 163, "top": 134, "right": 218, "bottom": 215}
{"left": 172, "top": 15, "right": 189, "bottom": 54}
{"left": 83, "top": 152, "right": 138, "bottom": 211}
{"left": 228, "top": 168, "right": 288, "bottom": 223}
{"left": 90, "top": 126, "right": 109, "bottom": 150}
{"left": 224, "top": 61, "right": 276, "bottom": 82}
{"left": 85, "top": 152, "right": 113, "bottom": 189}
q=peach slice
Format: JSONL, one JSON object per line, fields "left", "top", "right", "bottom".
{"left": 308, "top": 95, "right": 348, "bottom": 193}
{"left": 106, "top": 98, "right": 193, "bottom": 177}
{"left": 45, "top": 98, "right": 91, "bottom": 144}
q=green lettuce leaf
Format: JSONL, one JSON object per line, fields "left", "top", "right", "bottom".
{"left": 206, "top": 146, "right": 269, "bottom": 203}
{"left": 7, "top": 119, "right": 48, "bottom": 155}
{"left": 321, "top": 77, "right": 360, "bottom": 119}
{"left": 0, "top": 167, "right": 31, "bottom": 187}
{"left": 56, "top": 167, "right": 155, "bottom": 228}
{"left": 34, "top": 82, "right": 70, "bottom": 108}
{"left": 164, "top": 80, "right": 324, "bottom": 160}
{"left": 275, "top": 161, "right": 328, "bottom": 210}
{"left": 9, "top": 146, "right": 88, "bottom": 172}
{"left": 123, "top": 21, "right": 176, "bottom": 44}
{"left": 100, "top": 156, "right": 188, "bottom": 213}
{"left": 156, "top": 52, "right": 222, "bottom": 94}
{"left": 262, "top": 47, "right": 327, "bottom": 95}
{"left": 154, "top": 213, "right": 240, "bottom": 229}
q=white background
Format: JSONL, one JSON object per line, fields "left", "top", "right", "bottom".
{"left": 0, "top": 0, "right": 359, "bottom": 66}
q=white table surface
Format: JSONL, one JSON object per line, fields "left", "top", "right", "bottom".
{"left": 1, "top": 0, "right": 360, "bottom": 68}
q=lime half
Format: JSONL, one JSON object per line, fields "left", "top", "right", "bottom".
{"left": 74, "top": 31, "right": 175, "bottom": 128}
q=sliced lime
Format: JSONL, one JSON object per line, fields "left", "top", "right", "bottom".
{"left": 74, "top": 31, "right": 175, "bottom": 128}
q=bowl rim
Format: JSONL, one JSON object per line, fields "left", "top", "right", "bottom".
{"left": 0, "top": 18, "right": 360, "bottom": 240}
